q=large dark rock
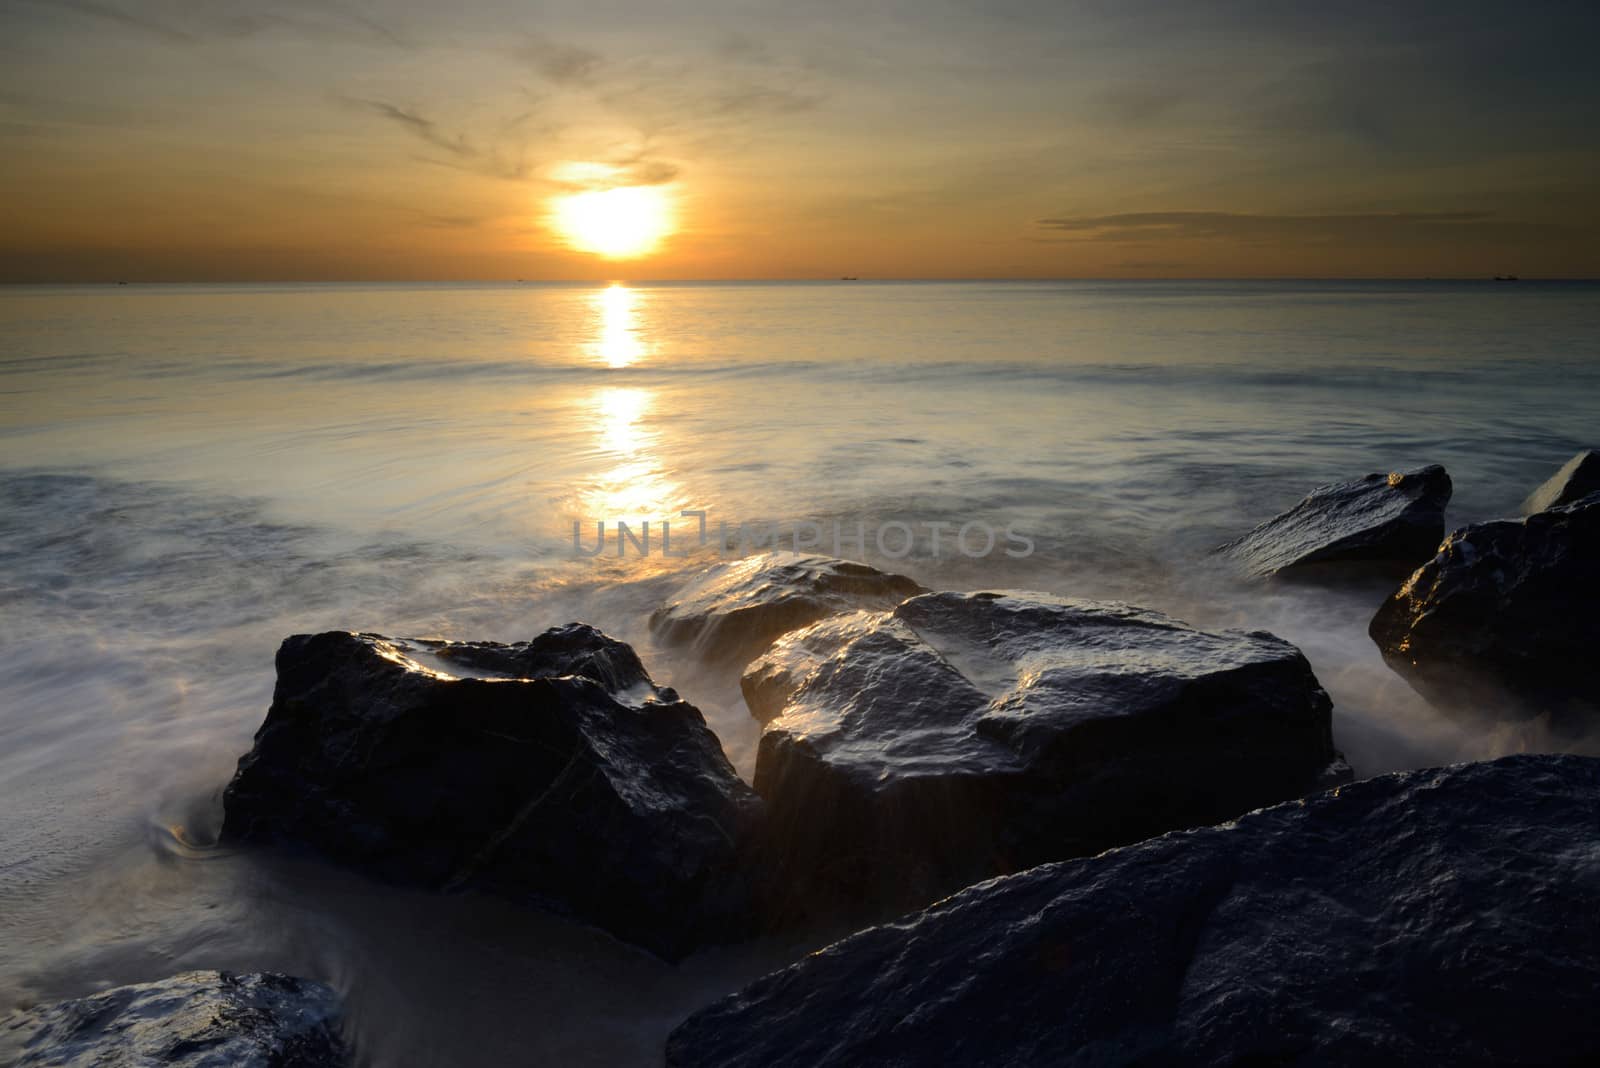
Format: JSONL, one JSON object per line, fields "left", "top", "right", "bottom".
{"left": 221, "top": 624, "right": 763, "bottom": 961}
{"left": 1220, "top": 464, "right": 1452, "bottom": 578}
{"left": 649, "top": 552, "right": 924, "bottom": 665}
{"left": 1521, "top": 449, "right": 1600, "bottom": 515}
{"left": 1369, "top": 492, "right": 1600, "bottom": 722}
{"left": 746, "top": 591, "right": 1347, "bottom": 921}
{"left": 8, "top": 972, "right": 346, "bottom": 1068}
{"left": 668, "top": 754, "right": 1600, "bottom": 1068}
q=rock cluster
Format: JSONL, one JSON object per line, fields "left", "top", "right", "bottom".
{"left": 58, "top": 457, "right": 1588, "bottom": 1068}
{"left": 668, "top": 755, "right": 1600, "bottom": 1068}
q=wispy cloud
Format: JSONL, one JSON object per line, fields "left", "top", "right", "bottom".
{"left": 21, "top": 0, "right": 193, "bottom": 44}
{"left": 606, "top": 152, "right": 679, "bottom": 187}
{"left": 1034, "top": 211, "right": 1571, "bottom": 245}
{"left": 18, "top": 0, "right": 412, "bottom": 49}
{"left": 341, "top": 96, "right": 534, "bottom": 180}
{"left": 300, "top": 2, "right": 412, "bottom": 50}
{"left": 350, "top": 98, "right": 476, "bottom": 158}
{"left": 547, "top": 152, "right": 679, "bottom": 191}
{"left": 516, "top": 34, "right": 601, "bottom": 86}
{"left": 707, "top": 83, "right": 819, "bottom": 117}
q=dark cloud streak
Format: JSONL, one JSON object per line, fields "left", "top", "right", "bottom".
{"left": 341, "top": 97, "right": 536, "bottom": 181}
{"left": 516, "top": 35, "right": 602, "bottom": 85}
{"left": 15, "top": 0, "right": 412, "bottom": 50}
{"left": 350, "top": 98, "right": 477, "bottom": 159}
{"left": 20, "top": 0, "right": 193, "bottom": 44}
{"left": 1037, "top": 211, "right": 1580, "bottom": 247}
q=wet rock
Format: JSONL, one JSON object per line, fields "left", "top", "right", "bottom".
{"left": 1369, "top": 492, "right": 1600, "bottom": 721}
{"left": 416, "top": 621, "right": 660, "bottom": 695}
{"left": 1521, "top": 449, "right": 1600, "bottom": 515}
{"left": 739, "top": 611, "right": 873, "bottom": 724}
{"left": 1219, "top": 464, "right": 1452, "bottom": 578}
{"left": 221, "top": 625, "right": 762, "bottom": 961}
{"left": 9, "top": 971, "right": 346, "bottom": 1068}
{"left": 649, "top": 553, "right": 924, "bottom": 665}
{"left": 668, "top": 754, "right": 1600, "bottom": 1068}
{"left": 748, "top": 591, "right": 1347, "bottom": 920}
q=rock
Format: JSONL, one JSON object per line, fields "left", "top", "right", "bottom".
{"left": 9, "top": 971, "right": 346, "bottom": 1067}
{"left": 747, "top": 591, "right": 1347, "bottom": 921}
{"left": 1219, "top": 464, "right": 1452, "bottom": 578}
{"left": 739, "top": 611, "right": 873, "bottom": 724}
{"left": 1521, "top": 449, "right": 1600, "bottom": 515}
{"left": 416, "top": 621, "right": 662, "bottom": 696}
{"left": 649, "top": 553, "right": 925, "bottom": 665}
{"left": 221, "top": 625, "right": 762, "bottom": 961}
{"left": 1369, "top": 492, "right": 1600, "bottom": 721}
{"left": 667, "top": 754, "right": 1600, "bottom": 1068}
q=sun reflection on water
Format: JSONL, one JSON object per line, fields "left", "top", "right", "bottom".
{"left": 589, "top": 284, "right": 649, "bottom": 369}
{"left": 594, "top": 386, "right": 651, "bottom": 457}
{"left": 581, "top": 385, "right": 681, "bottom": 519}
{"left": 572, "top": 285, "right": 681, "bottom": 518}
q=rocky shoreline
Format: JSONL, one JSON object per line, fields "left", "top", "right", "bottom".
{"left": 9, "top": 451, "right": 1600, "bottom": 1066}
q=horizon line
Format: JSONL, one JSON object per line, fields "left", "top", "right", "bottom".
{"left": 3, "top": 275, "right": 1594, "bottom": 287}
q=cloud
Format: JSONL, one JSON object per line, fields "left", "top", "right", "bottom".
{"left": 516, "top": 35, "right": 602, "bottom": 86}
{"left": 1034, "top": 211, "right": 1574, "bottom": 246}
{"left": 20, "top": 0, "right": 193, "bottom": 44}
{"left": 17, "top": 0, "right": 413, "bottom": 49}
{"left": 1093, "top": 83, "right": 1189, "bottom": 126}
{"left": 301, "top": 2, "right": 412, "bottom": 50}
{"left": 614, "top": 157, "right": 679, "bottom": 186}
{"left": 351, "top": 98, "right": 475, "bottom": 157}
{"left": 546, "top": 154, "right": 680, "bottom": 191}
{"left": 714, "top": 32, "right": 769, "bottom": 64}
{"left": 342, "top": 97, "right": 534, "bottom": 181}
{"left": 708, "top": 83, "right": 820, "bottom": 117}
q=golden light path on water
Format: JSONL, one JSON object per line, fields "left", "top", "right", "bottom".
{"left": 578, "top": 283, "right": 682, "bottom": 522}
{"left": 590, "top": 284, "right": 647, "bottom": 369}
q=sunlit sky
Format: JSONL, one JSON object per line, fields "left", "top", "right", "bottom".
{"left": 2, "top": 0, "right": 1597, "bottom": 281}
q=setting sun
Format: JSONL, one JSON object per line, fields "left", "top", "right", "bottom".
{"left": 551, "top": 186, "right": 674, "bottom": 260}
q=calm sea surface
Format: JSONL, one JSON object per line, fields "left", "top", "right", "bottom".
{"left": 2, "top": 279, "right": 1597, "bottom": 1063}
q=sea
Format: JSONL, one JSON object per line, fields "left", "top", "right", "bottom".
{"left": 1, "top": 279, "right": 1597, "bottom": 1064}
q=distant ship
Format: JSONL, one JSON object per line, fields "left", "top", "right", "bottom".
{"left": 839, "top": 276, "right": 859, "bottom": 281}
{"left": 1493, "top": 275, "right": 1519, "bottom": 282}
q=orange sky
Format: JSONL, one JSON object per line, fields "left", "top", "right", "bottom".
{"left": 2, "top": 1, "right": 1597, "bottom": 281}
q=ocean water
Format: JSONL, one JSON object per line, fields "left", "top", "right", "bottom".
{"left": 1, "top": 279, "right": 1597, "bottom": 1063}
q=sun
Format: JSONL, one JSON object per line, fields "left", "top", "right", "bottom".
{"left": 551, "top": 186, "right": 673, "bottom": 259}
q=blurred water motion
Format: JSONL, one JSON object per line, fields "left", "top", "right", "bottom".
{"left": 2, "top": 279, "right": 1599, "bottom": 1065}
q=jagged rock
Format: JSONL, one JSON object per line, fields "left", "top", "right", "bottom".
{"left": 1521, "top": 449, "right": 1600, "bottom": 515}
{"left": 668, "top": 754, "right": 1600, "bottom": 1068}
{"left": 1219, "top": 464, "right": 1452, "bottom": 578}
{"left": 220, "top": 624, "right": 762, "bottom": 961}
{"left": 747, "top": 591, "right": 1347, "bottom": 920}
{"left": 1369, "top": 492, "right": 1600, "bottom": 721}
{"left": 649, "top": 553, "right": 924, "bottom": 665}
{"left": 8, "top": 971, "right": 346, "bottom": 1068}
